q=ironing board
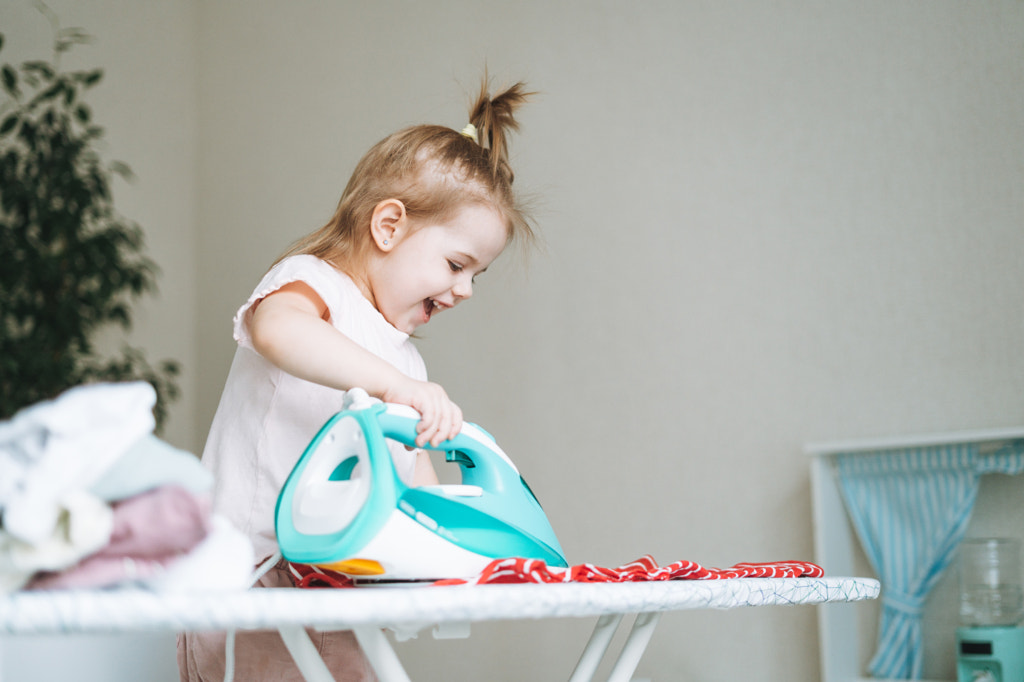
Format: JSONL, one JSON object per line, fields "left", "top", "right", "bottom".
{"left": 0, "top": 576, "right": 878, "bottom": 681}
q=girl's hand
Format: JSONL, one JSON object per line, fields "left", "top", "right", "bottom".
{"left": 382, "top": 378, "right": 463, "bottom": 448}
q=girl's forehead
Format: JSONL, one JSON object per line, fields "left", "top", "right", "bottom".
{"left": 431, "top": 205, "right": 508, "bottom": 258}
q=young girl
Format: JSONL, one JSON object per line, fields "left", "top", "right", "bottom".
{"left": 177, "top": 79, "right": 533, "bottom": 681}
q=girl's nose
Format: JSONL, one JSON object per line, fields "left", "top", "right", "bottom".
{"left": 452, "top": 277, "right": 473, "bottom": 300}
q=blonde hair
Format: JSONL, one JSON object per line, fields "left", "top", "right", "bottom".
{"left": 279, "top": 78, "right": 534, "bottom": 271}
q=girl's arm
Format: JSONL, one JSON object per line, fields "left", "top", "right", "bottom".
{"left": 249, "top": 281, "right": 462, "bottom": 447}
{"left": 412, "top": 451, "right": 440, "bottom": 486}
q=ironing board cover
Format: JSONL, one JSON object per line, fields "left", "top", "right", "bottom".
{"left": 287, "top": 555, "right": 824, "bottom": 588}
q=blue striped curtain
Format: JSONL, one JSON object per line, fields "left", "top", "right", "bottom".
{"left": 836, "top": 440, "right": 1024, "bottom": 679}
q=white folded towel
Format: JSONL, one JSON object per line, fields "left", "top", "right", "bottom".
{"left": 0, "top": 382, "right": 156, "bottom": 544}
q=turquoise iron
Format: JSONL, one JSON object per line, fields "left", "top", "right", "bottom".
{"left": 274, "top": 389, "right": 567, "bottom": 581}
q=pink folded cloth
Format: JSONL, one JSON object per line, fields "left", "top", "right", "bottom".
{"left": 287, "top": 555, "right": 824, "bottom": 589}
{"left": 27, "top": 486, "right": 211, "bottom": 590}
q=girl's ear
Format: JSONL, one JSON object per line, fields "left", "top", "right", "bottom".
{"left": 370, "top": 199, "right": 408, "bottom": 252}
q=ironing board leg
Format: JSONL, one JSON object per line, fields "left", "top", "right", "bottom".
{"left": 568, "top": 613, "right": 624, "bottom": 682}
{"left": 277, "top": 626, "right": 338, "bottom": 682}
{"left": 353, "top": 626, "right": 413, "bottom": 682}
{"left": 605, "top": 612, "right": 661, "bottom": 682}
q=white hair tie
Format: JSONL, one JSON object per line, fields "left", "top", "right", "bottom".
{"left": 460, "top": 123, "right": 479, "bottom": 144}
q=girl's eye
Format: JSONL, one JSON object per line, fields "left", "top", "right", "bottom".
{"left": 448, "top": 260, "right": 463, "bottom": 273}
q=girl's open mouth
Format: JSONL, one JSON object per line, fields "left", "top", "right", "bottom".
{"left": 422, "top": 298, "right": 438, "bottom": 321}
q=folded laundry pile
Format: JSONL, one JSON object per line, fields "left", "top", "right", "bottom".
{"left": 288, "top": 555, "right": 824, "bottom": 589}
{"left": 0, "top": 382, "right": 253, "bottom": 594}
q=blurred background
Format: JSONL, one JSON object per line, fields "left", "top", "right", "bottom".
{"left": 1, "top": 1, "right": 1021, "bottom": 679}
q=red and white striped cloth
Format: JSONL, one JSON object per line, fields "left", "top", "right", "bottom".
{"left": 287, "top": 555, "right": 823, "bottom": 589}
{"left": 287, "top": 562, "right": 357, "bottom": 588}
{"left": 436, "top": 555, "right": 824, "bottom": 585}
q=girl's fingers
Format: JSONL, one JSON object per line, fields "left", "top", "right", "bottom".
{"left": 419, "top": 402, "right": 462, "bottom": 448}
{"left": 447, "top": 405, "right": 463, "bottom": 442}
{"left": 399, "top": 382, "right": 462, "bottom": 448}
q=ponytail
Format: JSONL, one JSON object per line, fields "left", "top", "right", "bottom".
{"left": 468, "top": 79, "right": 532, "bottom": 184}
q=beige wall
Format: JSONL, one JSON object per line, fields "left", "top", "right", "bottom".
{"left": 3, "top": 1, "right": 1023, "bottom": 680}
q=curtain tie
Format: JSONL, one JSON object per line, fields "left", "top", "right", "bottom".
{"left": 882, "top": 590, "right": 925, "bottom": 616}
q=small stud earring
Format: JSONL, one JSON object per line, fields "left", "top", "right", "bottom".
{"left": 382, "top": 239, "right": 389, "bottom": 246}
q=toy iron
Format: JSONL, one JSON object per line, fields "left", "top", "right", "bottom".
{"left": 275, "top": 389, "right": 567, "bottom": 582}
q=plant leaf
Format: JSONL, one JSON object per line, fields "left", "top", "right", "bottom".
{"left": 23, "top": 61, "right": 56, "bottom": 81}
{"left": 2, "top": 65, "right": 18, "bottom": 97}
{"left": 0, "top": 114, "right": 17, "bottom": 136}
{"left": 58, "top": 28, "right": 93, "bottom": 44}
{"left": 109, "top": 160, "right": 133, "bottom": 180}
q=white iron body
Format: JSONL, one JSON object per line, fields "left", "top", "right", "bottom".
{"left": 275, "top": 390, "right": 567, "bottom": 582}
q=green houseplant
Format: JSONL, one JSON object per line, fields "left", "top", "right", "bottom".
{"left": 0, "top": 15, "right": 179, "bottom": 430}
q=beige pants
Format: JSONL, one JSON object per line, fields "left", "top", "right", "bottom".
{"left": 177, "top": 560, "right": 377, "bottom": 682}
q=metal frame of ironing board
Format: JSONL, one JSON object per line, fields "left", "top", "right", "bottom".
{"left": 0, "top": 577, "right": 878, "bottom": 681}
